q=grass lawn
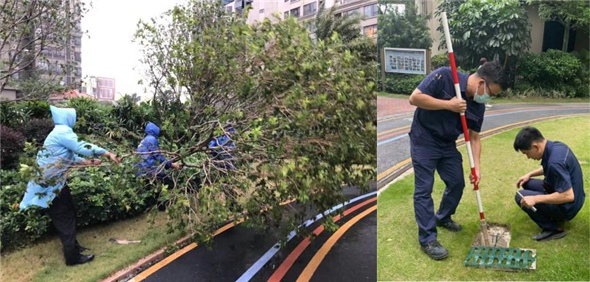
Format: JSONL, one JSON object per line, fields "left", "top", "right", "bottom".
{"left": 377, "top": 116, "right": 590, "bottom": 281}
{"left": 1, "top": 212, "right": 184, "bottom": 282}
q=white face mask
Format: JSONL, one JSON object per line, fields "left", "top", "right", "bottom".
{"left": 474, "top": 81, "right": 490, "bottom": 104}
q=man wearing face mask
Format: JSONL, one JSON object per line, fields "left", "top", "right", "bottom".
{"left": 513, "top": 126, "right": 584, "bottom": 241}
{"left": 407, "top": 60, "right": 504, "bottom": 260}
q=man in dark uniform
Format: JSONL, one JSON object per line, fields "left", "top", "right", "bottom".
{"left": 513, "top": 126, "right": 585, "bottom": 241}
{"left": 408, "top": 61, "right": 503, "bottom": 260}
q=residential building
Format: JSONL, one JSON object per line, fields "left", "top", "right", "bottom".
{"left": 83, "top": 76, "right": 116, "bottom": 101}
{"left": 223, "top": 0, "right": 378, "bottom": 40}
{"left": 0, "top": 0, "right": 83, "bottom": 100}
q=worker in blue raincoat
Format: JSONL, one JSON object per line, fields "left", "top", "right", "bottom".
{"left": 19, "top": 105, "right": 120, "bottom": 266}
{"left": 135, "top": 122, "right": 181, "bottom": 210}
{"left": 408, "top": 61, "right": 504, "bottom": 260}
{"left": 208, "top": 126, "right": 236, "bottom": 170}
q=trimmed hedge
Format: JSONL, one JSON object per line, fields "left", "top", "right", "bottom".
{"left": 18, "top": 118, "right": 54, "bottom": 146}
{"left": 0, "top": 166, "right": 156, "bottom": 252}
{"left": 0, "top": 125, "right": 25, "bottom": 169}
{"left": 515, "top": 49, "right": 588, "bottom": 98}
{"left": 431, "top": 54, "right": 449, "bottom": 70}
{"left": 384, "top": 74, "right": 426, "bottom": 94}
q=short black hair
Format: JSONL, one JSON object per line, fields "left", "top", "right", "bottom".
{"left": 476, "top": 60, "right": 504, "bottom": 88}
{"left": 513, "top": 126, "right": 545, "bottom": 151}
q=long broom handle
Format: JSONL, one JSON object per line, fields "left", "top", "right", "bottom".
{"left": 441, "top": 12, "right": 490, "bottom": 246}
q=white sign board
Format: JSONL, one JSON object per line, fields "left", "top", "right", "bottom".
{"left": 384, "top": 48, "right": 427, "bottom": 75}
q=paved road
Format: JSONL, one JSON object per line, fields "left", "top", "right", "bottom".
{"left": 130, "top": 187, "right": 377, "bottom": 282}
{"left": 377, "top": 98, "right": 590, "bottom": 187}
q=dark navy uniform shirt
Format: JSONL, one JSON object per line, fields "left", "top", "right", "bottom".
{"left": 409, "top": 67, "right": 485, "bottom": 148}
{"left": 541, "top": 140, "right": 585, "bottom": 220}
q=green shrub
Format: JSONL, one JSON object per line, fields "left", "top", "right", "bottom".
{"left": 67, "top": 167, "right": 154, "bottom": 227}
{"left": 0, "top": 125, "right": 25, "bottom": 169}
{"left": 0, "top": 163, "right": 161, "bottom": 252}
{"left": 67, "top": 97, "right": 112, "bottom": 135}
{"left": 431, "top": 54, "right": 449, "bottom": 70}
{"left": 0, "top": 170, "right": 50, "bottom": 251}
{"left": 18, "top": 118, "right": 54, "bottom": 146}
{"left": 515, "top": 49, "right": 586, "bottom": 97}
{"left": 385, "top": 74, "right": 426, "bottom": 94}
{"left": 20, "top": 101, "right": 51, "bottom": 120}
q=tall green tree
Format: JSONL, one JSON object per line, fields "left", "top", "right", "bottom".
{"left": 314, "top": 5, "right": 362, "bottom": 44}
{"left": 133, "top": 0, "right": 376, "bottom": 242}
{"left": 378, "top": 0, "right": 432, "bottom": 50}
{"left": 530, "top": 0, "right": 590, "bottom": 52}
{"left": 436, "top": 0, "right": 532, "bottom": 70}
{"left": 310, "top": 5, "right": 377, "bottom": 63}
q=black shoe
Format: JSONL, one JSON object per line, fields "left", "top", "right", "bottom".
{"left": 532, "top": 228, "right": 566, "bottom": 241}
{"left": 66, "top": 254, "right": 95, "bottom": 266}
{"left": 436, "top": 218, "right": 462, "bottom": 232}
{"left": 420, "top": 240, "right": 449, "bottom": 260}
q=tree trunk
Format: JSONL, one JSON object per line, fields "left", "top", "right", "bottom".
{"left": 562, "top": 23, "right": 570, "bottom": 52}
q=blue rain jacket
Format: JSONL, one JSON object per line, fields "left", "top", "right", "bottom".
{"left": 135, "top": 122, "right": 172, "bottom": 177}
{"left": 208, "top": 127, "right": 236, "bottom": 169}
{"left": 20, "top": 106, "right": 107, "bottom": 209}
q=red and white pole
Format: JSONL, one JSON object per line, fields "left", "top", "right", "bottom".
{"left": 441, "top": 12, "right": 490, "bottom": 246}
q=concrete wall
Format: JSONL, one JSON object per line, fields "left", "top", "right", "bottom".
{"left": 0, "top": 88, "right": 17, "bottom": 100}
{"left": 526, "top": 4, "right": 545, "bottom": 54}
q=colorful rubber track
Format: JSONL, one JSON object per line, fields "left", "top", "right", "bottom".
{"left": 126, "top": 191, "right": 377, "bottom": 282}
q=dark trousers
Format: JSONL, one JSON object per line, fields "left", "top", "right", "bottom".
{"left": 515, "top": 179, "right": 568, "bottom": 231}
{"left": 47, "top": 185, "right": 82, "bottom": 264}
{"left": 411, "top": 141, "right": 465, "bottom": 245}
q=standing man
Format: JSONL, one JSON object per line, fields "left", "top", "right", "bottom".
{"left": 513, "top": 126, "right": 585, "bottom": 241}
{"left": 408, "top": 61, "right": 503, "bottom": 260}
{"left": 20, "top": 106, "right": 120, "bottom": 266}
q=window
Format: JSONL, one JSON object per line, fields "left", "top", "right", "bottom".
{"left": 290, "top": 0, "right": 300, "bottom": 3}
{"left": 74, "top": 36, "right": 82, "bottom": 47}
{"left": 363, "top": 24, "right": 377, "bottom": 39}
{"left": 290, "top": 7, "right": 300, "bottom": 18}
{"left": 341, "top": 0, "right": 359, "bottom": 5}
{"left": 75, "top": 52, "right": 81, "bottom": 63}
{"left": 364, "top": 4, "right": 377, "bottom": 18}
{"left": 303, "top": 2, "right": 317, "bottom": 16}
{"left": 284, "top": 11, "right": 289, "bottom": 18}
{"left": 259, "top": 9, "right": 264, "bottom": 13}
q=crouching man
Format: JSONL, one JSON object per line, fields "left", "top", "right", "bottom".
{"left": 513, "top": 126, "right": 585, "bottom": 241}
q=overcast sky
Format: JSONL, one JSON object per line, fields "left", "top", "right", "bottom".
{"left": 81, "top": 0, "right": 186, "bottom": 98}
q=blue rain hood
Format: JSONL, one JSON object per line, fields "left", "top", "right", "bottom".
{"left": 135, "top": 122, "right": 171, "bottom": 176}
{"left": 50, "top": 105, "right": 76, "bottom": 128}
{"left": 145, "top": 122, "right": 160, "bottom": 137}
